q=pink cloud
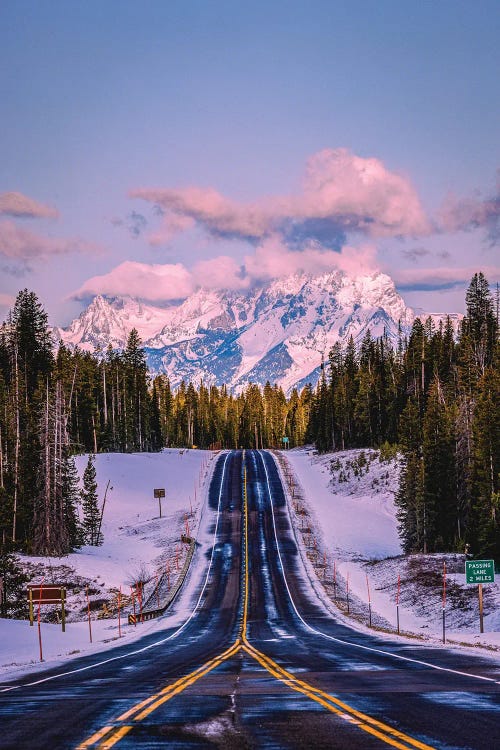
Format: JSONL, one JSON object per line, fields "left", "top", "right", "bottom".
{"left": 0, "top": 220, "right": 98, "bottom": 261}
{"left": 243, "top": 236, "right": 379, "bottom": 282}
{"left": 148, "top": 213, "right": 195, "bottom": 246}
{"left": 71, "top": 241, "right": 384, "bottom": 303}
{"left": 0, "top": 292, "right": 15, "bottom": 309}
{"left": 130, "top": 148, "right": 430, "bottom": 245}
{"left": 392, "top": 264, "right": 500, "bottom": 289}
{"left": 72, "top": 261, "right": 195, "bottom": 301}
{"left": 0, "top": 191, "right": 59, "bottom": 219}
{"left": 438, "top": 188, "right": 499, "bottom": 243}
{"left": 192, "top": 255, "right": 248, "bottom": 290}
{"left": 300, "top": 149, "right": 430, "bottom": 236}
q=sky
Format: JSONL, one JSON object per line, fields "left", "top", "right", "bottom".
{"left": 0, "top": 0, "right": 499, "bottom": 326}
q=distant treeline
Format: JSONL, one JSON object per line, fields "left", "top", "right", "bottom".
{"left": 0, "top": 273, "right": 498, "bottom": 559}
{"left": 0, "top": 291, "right": 310, "bottom": 555}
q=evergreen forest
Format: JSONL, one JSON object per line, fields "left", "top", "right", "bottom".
{"left": 0, "top": 274, "right": 498, "bottom": 562}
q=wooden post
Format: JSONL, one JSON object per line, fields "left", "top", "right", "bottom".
{"left": 86, "top": 586, "right": 93, "bottom": 643}
{"left": 396, "top": 574, "right": 400, "bottom": 635}
{"left": 442, "top": 561, "right": 447, "bottom": 644}
{"left": 346, "top": 572, "right": 350, "bottom": 614}
{"left": 29, "top": 588, "right": 34, "bottom": 626}
{"left": 479, "top": 583, "right": 484, "bottom": 633}
{"left": 37, "top": 578, "right": 44, "bottom": 662}
{"left": 118, "top": 587, "right": 122, "bottom": 638}
{"left": 61, "top": 587, "right": 66, "bottom": 633}
{"left": 366, "top": 573, "right": 372, "bottom": 627}
{"left": 131, "top": 587, "right": 137, "bottom": 627}
{"left": 138, "top": 583, "right": 143, "bottom": 623}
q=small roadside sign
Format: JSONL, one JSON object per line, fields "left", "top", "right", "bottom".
{"left": 465, "top": 559, "right": 495, "bottom": 634}
{"left": 154, "top": 488, "right": 166, "bottom": 517}
{"left": 27, "top": 585, "right": 66, "bottom": 632}
{"left": 465, "top": 560, "right": 495, "bottom": 584}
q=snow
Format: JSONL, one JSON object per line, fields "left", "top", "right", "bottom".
{"left": 57, "top": 270, "right": 418, "bottom": 393}
{"left": 0, "top": 449, "right": 218, "bottom": 679}
{"left": 3, "top": 444, "right": 498, "bottom": 683}
{"left": 280, "top": 447, "right": 500, "bottom": 652}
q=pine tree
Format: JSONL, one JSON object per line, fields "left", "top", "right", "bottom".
{"left": 469, "top": 367, "right": 500, "bottom": 557}
{"left": 422, "top": 375, "right": 456, "bottom": 550}
{"left": 61, "top": 450, "right": 83, "bottom": 549}
{"left": 123, "top": 329, "right": 149, "bottom": 451}
{"left": 461, "top": 272, "right": 498, "bottom": 381}
{"left": 81, "top": 455, "right": 102, "bottom": 546}
{"left": 148, "top": 384, "right": 164, "bottom": 452}
{"left": 395, "top": 399, "right": 424, "bottom": 553}
{"left": 0, "top": 545, "right": 29, "bottom": 618}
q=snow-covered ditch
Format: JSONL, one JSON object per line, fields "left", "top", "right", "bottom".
{"left": 1, "top": 449, "right": 216, "bottom": 677}
{"left": 277, "top": 447, "right": 500, "bottom": 651}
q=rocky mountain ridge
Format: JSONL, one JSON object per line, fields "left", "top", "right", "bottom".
{"left": 56, "top": 271, "right": 457, "bottom": 392}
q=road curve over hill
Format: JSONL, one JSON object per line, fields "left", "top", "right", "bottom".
{"left": 0, "top": 450, "right": 499, "bottom": 749}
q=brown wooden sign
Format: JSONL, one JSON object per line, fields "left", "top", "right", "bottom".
{"left": 27, "top": 586, "right": 65, "bottom": 604}
{"left": 153, "top": 488, "right": 165, "bottom": 498}
{"left": 27, "top": 585, "right": 67, "bottom": 631}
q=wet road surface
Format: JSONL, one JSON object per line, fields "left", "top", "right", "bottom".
{"left": 0, "top": 450, "right": 499, "bottom": 749}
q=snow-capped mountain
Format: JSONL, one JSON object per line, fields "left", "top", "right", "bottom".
{"left": 56, "top": 271, "right": 416, "bottom": 392}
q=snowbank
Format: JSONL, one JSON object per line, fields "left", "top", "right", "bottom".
{"left": 280, "top": 447, "right": 500, "bottom": 651}
{"left": 1, "top": 449, "right": 216, "bottom": 677}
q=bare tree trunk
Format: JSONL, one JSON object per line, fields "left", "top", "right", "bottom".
{"left": 138, "top": 392, "right": 142, "bottom": 451}
{"left": 103, "top": 365, "right": 108, "bottom": 425}
{"left": 12, "top": 345, "right": 20, "bottom": 543}
{"left": 111, "top": 386, "right": 116, "bottom": 445}
{"left": 0, "top": 424, "right": 3, "bottom": 489}
{"left": 44, "top": 381, "right": 51, "bottom": 553}
{"left": 92, "top": 414, "right": 97, "bottom": 455}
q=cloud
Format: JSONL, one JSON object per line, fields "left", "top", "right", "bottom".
{"left": 0, "top": 220, "right": 99, "bottom": 262}
{"left": 191, "top": 255, "right": 248, "bottom": 290}
{"left": 0, "top": 292, "right": 15, "bottom": 309}
{"left": 243, "top": 237, "right": 379, "bottom": 283}
{"left": 72, "top": 260, "right": 195, "bottom": 302}
{"left": 127, "top": 211, "right": 147, "bottom": 238}
{"left": 401, "top": 247, "right": 431, "bottom": 262}
{"left": 0, "top": 191, "right": 59, "bottom": 219}
{"left": 130, "top": 148, "right": 430, "bottom": 247}
{"left": 438, "top": 174, "right": 500, "bottom": 244}
{"left": 149, "top": 213, "right": 195, "bottom": 246}
{"left": 393, "top": 265, "right": 500, "bottom": 290}
{"left": 71, "top": 242, "right": 381, "bottom": 303}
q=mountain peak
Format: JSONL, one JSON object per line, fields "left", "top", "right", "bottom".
{"left": 57, "top": 270, "right": 415, "bottom": 391}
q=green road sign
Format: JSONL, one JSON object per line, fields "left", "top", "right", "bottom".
{"left": 465, "top": 559, "right": 495, "bottom": 584}
{"left": 282, "top": 436, "right": 289, "bottom": 444}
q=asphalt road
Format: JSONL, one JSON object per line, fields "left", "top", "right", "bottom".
{"left": 0, "top": 450, "right": 499, "bottom": 749}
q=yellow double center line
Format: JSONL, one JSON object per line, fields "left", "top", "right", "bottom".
{"left": 76, "top": 640, "right": 241, "bottom": 749}
{"left": 77, "top": 451, "right": 435, "bottom": 750}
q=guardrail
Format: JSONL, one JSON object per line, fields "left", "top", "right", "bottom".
{"left": 128, "top": 539, "right": 197, "bottom": 625}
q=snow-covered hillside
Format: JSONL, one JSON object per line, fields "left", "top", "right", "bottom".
{"left": 280, "top": 447, "right": 500, "bottom": 649}
{"left": 0, "top": 449, "right": 215, "bottom": 676}
{"left": 57, "top": 270, "right": 417, "bottom": 392}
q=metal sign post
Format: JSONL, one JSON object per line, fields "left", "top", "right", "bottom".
{"left": 154, "top": 488, "right": 166, "bottom": 518}
{"left": 282, "top": 436, "right": 289, "bottom": 449}
{"left": 465, "top": 559, "right": 495, "bottom": 634}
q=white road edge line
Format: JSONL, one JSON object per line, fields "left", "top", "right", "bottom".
{"left": 0, "top": 452, "right": 231, "bottom": 694}
{"left": 260, "top": 450, "right": 500, "bottom": 687}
